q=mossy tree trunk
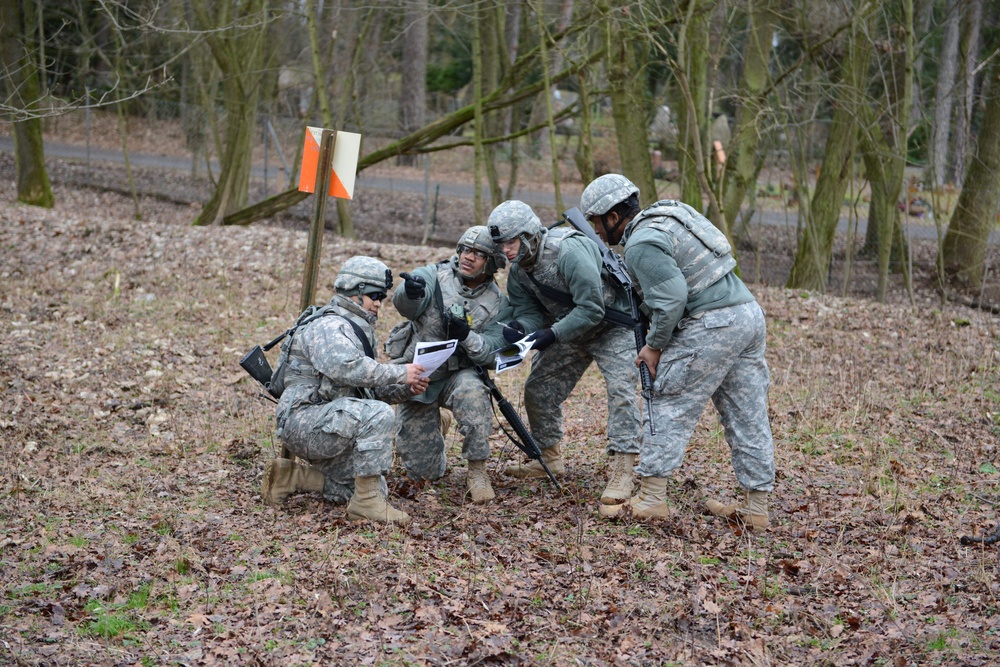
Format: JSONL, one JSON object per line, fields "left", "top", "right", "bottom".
{"left": 942, "top": 56, "right": 1000, "bottom": 292}
{"left": 0, "top": 0, "right": 53, "bottom": 208}
{"left": 605, "top": 0, "right": 656, "bottom": 207}
{"left": 787, "top": 10, "right": 870, "bottom": 292}
{"left": 191, "top": 0, "right": 270, "bottom": 227}
{"left": 723, "top": 0, "right": 776, "bottom": 247}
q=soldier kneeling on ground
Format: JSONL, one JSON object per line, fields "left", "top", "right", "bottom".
{"left": 261, "top": 256, "right": 429, "bottom": 525}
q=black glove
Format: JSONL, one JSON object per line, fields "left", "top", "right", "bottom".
{"left": 525, "top": 328, "right": 556, "bottom": 351}
{"left": 502, "top": 320, "right": 526, "bottom": 343}
{"left": 400, "top": 272, "right": 426, "bottom": 300}
{"left": 445, "top": 312, "right": 472, "bottom": 342}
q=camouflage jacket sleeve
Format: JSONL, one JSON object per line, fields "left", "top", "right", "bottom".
{"left": 459, "top": 295, "right": 514, "bottom": 364}
{"left": 300, "top": 317, "right": 409, "bottom": 388}
{"left": 550, "top": 236, "right": 606, "bottom": 341}
{"left": 372, "top": 382, "right": 416, "bottom": 404}
{"left": 392, "top": 264, "right": 438, "bottom": 321}
{"left": 623, "top": 228, "right": 686, "bottom": 350}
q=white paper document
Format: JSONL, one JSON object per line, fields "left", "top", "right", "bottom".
{"left": 494, "top": 337, "right": 537, "bottom": 374}
{"left": 413, "top": 339, "right": 459, "bottom": 378}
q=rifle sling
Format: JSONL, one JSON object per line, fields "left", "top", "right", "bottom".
{"left": 522, "top": 270, "right": 636, "bottom": 330}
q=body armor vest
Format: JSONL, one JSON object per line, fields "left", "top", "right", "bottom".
{"left": 411, "top": 261, "right": 505, "bottom": 381}
{"left": 515, "top": 227, "right": 623, "bottom": 321}
{"left": 629, "top": 200, "right": 736, "bottom": 296}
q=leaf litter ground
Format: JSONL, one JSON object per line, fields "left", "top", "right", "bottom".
{"left": 1, "top": 152, "right": 999, "bottom": 666}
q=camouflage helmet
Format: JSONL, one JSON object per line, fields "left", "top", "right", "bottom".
{"left": 456, "top": 225, "right": 506, "bottom": 276}
{"left": 488, "top": 200, "right": 542, "bottom": 244}
{"left": 334, "top": 256, "right": 393, "bottom": 297}
{"left": 580, "top": 173, "right": 640, "bottom": 217}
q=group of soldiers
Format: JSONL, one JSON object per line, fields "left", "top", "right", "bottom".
{"left": 259, "top": 174, "right": 775, "bottom": 529}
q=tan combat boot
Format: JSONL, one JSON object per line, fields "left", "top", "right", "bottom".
{"left": 261, "top": 458, "right": 325, "bottom": 506}
{"left": 705, "top": 490, "right": 769, "bottom": 529}
{"left": 466, "top": 459, "right": 496, "bottom": 505}
{"left": 347, "top": 476, "right": 412, "bottom": 525}
{"left": 505, "top": 444, "right": 565, "bottom": 479}
{"left": 628, "top": 476, "right": 672, "bottom": 519}
{"left": 601, "top": 452, "right": 637, "bottom": 505}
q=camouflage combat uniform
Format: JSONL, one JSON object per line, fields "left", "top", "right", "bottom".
{"left": 621, "top": 200, "right": 775, "bottom": 491}
{"left": 391, "top": 257, "right": 512, "bottom": 479}
{"left": 506, "top": 227, "right": 641, "bottom": 456}
{"left": 276, "top": 295, "right": 413, "bottom": 502}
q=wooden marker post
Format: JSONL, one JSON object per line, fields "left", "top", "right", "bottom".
{"left": 300, "top": 129, "right": 336, "bottom": 312}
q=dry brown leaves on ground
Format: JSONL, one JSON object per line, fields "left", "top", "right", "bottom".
{"left": 1, "top": 157, "right": 999, "bottom": 666}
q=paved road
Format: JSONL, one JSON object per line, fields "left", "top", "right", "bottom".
{"left": 4, "top": 136, "right": 993, "bottom": 243}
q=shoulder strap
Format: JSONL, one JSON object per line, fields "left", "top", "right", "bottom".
{"left": 343, "top": 317, "right": 375, "bottom": 359}
{"left": 523, "top": 268, "right": 636, "bottom": 329}
{"left": 524, "top": 270, "right": 575, "bottom": 308}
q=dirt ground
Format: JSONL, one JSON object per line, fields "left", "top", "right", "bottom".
{"left": 1, "top": 122, "right": 1000, "bottom": 665}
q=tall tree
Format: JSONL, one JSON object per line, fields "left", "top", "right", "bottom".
{"left": 191, "top": 0, "right": 272, "bottom": 226}
{"left": 941, "top": 56, "right": 1000, "bottom": 292}
{"left": 930, "top": 0, "right": 960, "bottom": 186}
{"left": 606, "top": 0, "right": 656, "bottom": 207}
{"left": 0, "top": 0, "right": 54, "bottom": 207}
{"left": 673, "top": 0, "right": 711, "bottom": 209}
{"left": 398, "top": 0, "right": 427, "bottom": 167}
{"left": 858, "top": 0, "right": 914, "bottom": 303}
{"left": 787, "top": 5, "right": 870, "bottom": 292}
{"left": 951, "top": 0, "right": 983, "bottom": 186}
{"left": 722, "top": 0, "right": 777, "bottom": 246}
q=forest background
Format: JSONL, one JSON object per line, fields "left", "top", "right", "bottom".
{"left": 2, "top": 0, "right": 1000, "bottom": 665}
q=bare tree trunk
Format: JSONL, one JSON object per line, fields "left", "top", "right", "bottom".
{"left": 931, "top": 0, "right": 960, "bottom": 186}
{"left": 0, "top": 0, "right": 53, "bottom": 207}
{"left": 536, "top": 1, "right": 563, "bottom": 213}
{"left": 723, "top": 0, "right": 776, "bottom": 247}
{"left": 482, "top": 3, "right": 506, "bottom": 205}
{"left": 472, "top": 11, "right": 485, "bottom": 221}
{"left": 942, "top": 56, "right": 1000, "bottom": 291}
{"left": 952, "top": 0, "right": 983, "bottom": 186}
{"left": 574, "top": 69, "right": 595, "bottom": 186}
{"left": 398, "top": 0, "right": 427, "bottom": 167}
{"left": 859, "top": 0, "right": 914, "bottom": 303}
{"left": 787, "top": 12, "right": 869, "bottom": 292}
{"left": 192, "top": 0, "right": 270, "bottom": 226}
{"left": 606, "top": 0, "right": 656, "bottom": 206}
{"left": 674, "top": 0, "right": 709, "bottom": 208}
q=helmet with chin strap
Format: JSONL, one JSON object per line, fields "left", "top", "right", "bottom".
{"left": 456, "top": 225, "right": 505, "bottom": 277}
{"left": 333, "top": 256, "right": 393, "bottom": 298}
{"left": 487, "top": 200, "right": 542, "bottom": 263}
{"left": 580, "top": 173, "right": 640, "bottom": 218}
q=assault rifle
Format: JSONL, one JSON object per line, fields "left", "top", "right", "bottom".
{"left": 559, "top": 207, "right": 655, "bottom": 435}
{"left": 239, "top": 329, "right": 288, "bottom": 398}
{"left": 474, "top": 365, "right": 562, "bottom": 490}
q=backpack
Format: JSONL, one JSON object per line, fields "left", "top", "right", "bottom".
{"left": 384, "top": 320, "right": 417, "bottom": 363}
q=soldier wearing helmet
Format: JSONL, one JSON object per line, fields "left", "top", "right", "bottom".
{"left": 261, "top": 256, "right": 430, "bottom": 525}
{"left": 487, "top": 200, "right": 642, "bottom": 508}
{"left": 580, "top": 174, "right": 775, "bottom": 529}
{"left": 390, "top": 226, "right": 513, "bottom": 504}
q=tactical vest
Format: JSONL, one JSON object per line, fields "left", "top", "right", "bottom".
{"left": 279, "top": 305, "right": 375, "bottom": 399}
{"left": 515, "top": 227, "right": 623, "bottom": 321}
{"left": 628, "top": 200, "right": 736, "bottom": 296}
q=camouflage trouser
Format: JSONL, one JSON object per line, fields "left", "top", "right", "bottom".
{"left": 395, "top": 367, "right": 493, "bottom": 480}
{"left": 636, "top": 301, "right": 774, "bottom": 492}
{"left": 279, "top": 397, "right": 395, "bottom": 502}
{"left": 524, "top": 324, "right": 641, "bottom": 455}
